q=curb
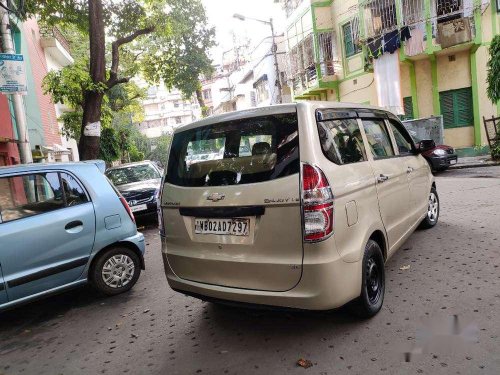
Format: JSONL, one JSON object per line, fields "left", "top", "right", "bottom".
{"left": 449, "top": 162, "right": 500, "bottom": 170}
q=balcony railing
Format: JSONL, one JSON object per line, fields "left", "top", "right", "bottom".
{"left": 39, "top": 24, "right": 71, "bottom": 54}
{"left": 360, "top": 0, "right": 477, "bottom": 55}
{"left": 286, "top": 31, "right": 340, "bottom": 94}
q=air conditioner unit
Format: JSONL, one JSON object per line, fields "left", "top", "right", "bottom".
{"left": 437, "top": 17, "right": 472, "bottom": 49}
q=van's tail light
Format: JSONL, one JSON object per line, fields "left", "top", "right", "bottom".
{"left": 119, "top": 196, "right": 136, "bottom": 223}
{"left": 301, "top": 163, "right": 334, "bottom": 242}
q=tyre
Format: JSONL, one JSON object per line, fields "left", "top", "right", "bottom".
{"left": 419, "top": 187, "right": 439, "bottom": 229}
{"left": 350, "top": 240, "right": 385, "bottom": 319}
{"left": 91, "top": 247, "right": 141, "bottom": 296}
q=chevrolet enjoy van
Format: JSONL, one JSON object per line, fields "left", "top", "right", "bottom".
{"left": 160, "top": 102, "right": 438, "bottom": 318}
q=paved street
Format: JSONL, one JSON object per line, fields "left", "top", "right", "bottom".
{"left": 1, "top": 167, "right": 500, "bottom": 375}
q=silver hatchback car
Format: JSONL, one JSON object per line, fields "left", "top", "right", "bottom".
{"left": 0, "top": 161, "right": 145, "bottom": 311}
{"left": 160, "top": 102, "right": 438, "bottom": 318}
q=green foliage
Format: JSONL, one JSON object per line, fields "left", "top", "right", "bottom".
{"left": 491, "top": 140, "right": 500, "bottom": 161}
{"left": 99, "top": 128, "right": 121, "bottom": 162}
{"left": 147, "top": 135, "right": 172, "bottom": 168}
{"left": 487, "top": 35, "right": 500, "bottom": 103}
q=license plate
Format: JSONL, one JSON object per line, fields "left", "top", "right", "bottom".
{"left": 194, "top": 218, "right": 250, "bottom": 236}
{"left": 450, "top": 159, "right": 457, "bottom": 165}
{"left": 130, "top": 204, "right": 148, "bottom": 213}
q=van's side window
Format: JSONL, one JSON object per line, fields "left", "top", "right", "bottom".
{"left": 317, "top": 119, "right": 367, "bottom": 165}
{"left": 0, "top": 173, "right": 64, "bottom": 223}
{"left": 60, "top": 173, "right": 89, "bottom": 206}
{"left": 362, "top": 119, "right": 395, "bottom": 159}
{"left": 388, "top": 120, "right": 413, "bottom": 155}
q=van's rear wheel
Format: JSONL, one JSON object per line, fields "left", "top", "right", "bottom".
{"left": 91, "top": 247, "right": 141, "bottom": 296}
{"left": 420, "top": 187, "right": 439, "bottom": 229}
{"left": 351, "top": 240, "right": 385, "bottom": 319}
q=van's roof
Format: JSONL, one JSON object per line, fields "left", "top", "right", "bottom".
{"left": 174, "top": 101, "right": 393, "bottom": 134}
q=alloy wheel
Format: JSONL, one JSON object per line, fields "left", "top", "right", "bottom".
{"left": 427, "top": 192, "right": 439, "bottom": 223}
{"left": 101, "top": 254, "right": 136, "bottom": 289}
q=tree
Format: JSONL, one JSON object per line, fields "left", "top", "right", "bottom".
{"left": 28, "top": 0, "right": 215, "bottom": 160}
{"left": 147, "top": 135, "right": 172, "bottom": 168}
{"left": 487, "top": 35, "right": 500, "bottom": 104}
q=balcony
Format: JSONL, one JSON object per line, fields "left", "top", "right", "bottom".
{"left": 360, "top": 0, "right": 477, "bottom": 58}
{"left": 39, "top": 24, "right": 74, "bottom": 67}
{"left": 286, "top": 31, "right": 339, "bottom": 96}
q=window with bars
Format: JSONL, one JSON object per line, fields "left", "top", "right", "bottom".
{"left": 439, "top": 87, "right": 473, "bottom": 128}
{"left": 343, "top": 20, "right": 361, "bottom": 58}
{"left": 318, "top": 31, "right": 337, "bottom": 76}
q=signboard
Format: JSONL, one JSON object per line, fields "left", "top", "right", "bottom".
{"left": 0, "top": 54, "right": 27, "bottom": 95}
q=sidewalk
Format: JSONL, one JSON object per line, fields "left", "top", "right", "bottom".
{"left": 449, "top": 154, "right": 500, "bottom": 169}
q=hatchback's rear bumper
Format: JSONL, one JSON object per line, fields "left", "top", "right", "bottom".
{"left": 161, "top": 237, "right": 362, "bottom": 311}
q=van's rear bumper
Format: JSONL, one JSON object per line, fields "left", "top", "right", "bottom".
{"left": 161, "top": 238, "right": 362, "bottom": 311}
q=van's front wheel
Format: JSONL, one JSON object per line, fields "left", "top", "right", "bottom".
{"left": 351, "top": 240, "right": 385, "bottom": 319}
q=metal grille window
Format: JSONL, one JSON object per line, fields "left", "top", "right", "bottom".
{"left": 439, "top": 87, "right": 473, "bottom": 128}
{"left": 318, "top": 31, "right": 337, "bottom": 76}
{"left": 362, "top": 0, "right": 398, "bottom": 38}
{"left": 402, "top": 0, "right": 426, "bottom": 25}
{"left": 402, "top": 97, "right": 414, "bottom": 120}
{"left": 343, "top": 21, "right": 361, "bottom": 58}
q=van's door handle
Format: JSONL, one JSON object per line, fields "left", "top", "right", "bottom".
{"left": 65, "top": 221, "right": 83, "bottom": 231}
{"left": 377, "top": 174, "right": 389, "bottom": 183}
{"left": 407, "top": 167, "right": 414, "bottom": 174}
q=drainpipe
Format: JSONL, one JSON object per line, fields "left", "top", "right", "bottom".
{"left": 0, "top": 1, "right": 32, "bottom": 163}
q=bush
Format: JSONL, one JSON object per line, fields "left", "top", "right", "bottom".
{"left": 491, "top": 140, "right": 500, "bottom": 161}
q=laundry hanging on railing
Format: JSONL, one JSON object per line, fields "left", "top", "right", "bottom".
{"left": 366, "top": 26, "right": 412, "bottom": 59}
{"left": 374, "top": 52, "right": 404, "bottom": 115}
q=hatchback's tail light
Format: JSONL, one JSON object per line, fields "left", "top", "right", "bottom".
{"left": 119, "top": 196, "right": 136, "bottom": 224}
{"left": 301, "top": 163, "right": 334, "bottom": 242}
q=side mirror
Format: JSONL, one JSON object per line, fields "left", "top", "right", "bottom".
{"left": 417, "top": 139, "right": 436, "bottom": 153}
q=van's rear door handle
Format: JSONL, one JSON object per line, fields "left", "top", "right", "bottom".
{"left": 376, "top": 174, "right": 389, "bottom": 183}
{"left": 407, "top": 167, "right": 414, "bottom": 174}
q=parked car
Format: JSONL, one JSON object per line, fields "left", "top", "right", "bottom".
{"left": 105, "top": 161, "right": 162, "bottom": 219}
{"left": 408, "top": 132, "right": 458, "bottom": 171}
{"left": 159, "top": 102, "right": 439, "bottom": 318}
{"left": 0, "top": 161, "right": 145, "bottom": 311}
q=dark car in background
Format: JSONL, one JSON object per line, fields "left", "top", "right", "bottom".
{"left": 105, "top": 161, "right": 162, "bottom": 219}
{"left": 409, "top": 133, "right": 458, "bottom": 172}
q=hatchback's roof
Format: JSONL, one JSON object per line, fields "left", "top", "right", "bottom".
{"left": 0, "top": 160, "right": 104, "bottom": 176}
{"left": 106, "top": 160, "right": 154, "bottom": 171}
{"left": 173, "top": 101, "right": 394, "bottom": 134}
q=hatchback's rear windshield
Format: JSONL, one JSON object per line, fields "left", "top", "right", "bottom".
{"left": 166, "top": 113, "right": 299, "bottom": 187}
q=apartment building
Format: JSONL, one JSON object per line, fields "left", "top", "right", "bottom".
{"left": 137, "top": 85, "right": 201, "bottom": 139}
{"left": 281, "top": 0, "right": 499, "bottom": 154}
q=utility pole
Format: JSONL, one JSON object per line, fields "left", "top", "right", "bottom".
{"left": 233, "top": 14, "right": 284, "bottom": 105}
{"left": 0, "top": 0, "right": 32, "bottom": 163}
{"left": 269, "top": 18, "right": 283, "bottom": 104}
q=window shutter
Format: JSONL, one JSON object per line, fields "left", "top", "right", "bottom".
{"left": 439, "top": 88, "right": 473, "bottom": 128}
{"left": 343, "top": 23, "right": 354, "bottom": 57}
{"left": 454, "top": 87, "right": 473, "bottom": 127}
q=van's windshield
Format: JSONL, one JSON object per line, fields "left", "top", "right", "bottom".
{"left": 165, "top": 113, "right": 300, "bottom": 187}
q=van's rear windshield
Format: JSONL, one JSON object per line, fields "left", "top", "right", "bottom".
{"left": 165, "top": 113, "right": 300, "bottom": 187}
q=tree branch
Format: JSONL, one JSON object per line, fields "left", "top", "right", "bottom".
{"left": 107, "top": 26, "right": 155, "bottom": 88}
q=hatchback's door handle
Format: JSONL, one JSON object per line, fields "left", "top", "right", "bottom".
{"left": 407, "top": 167, "right": 414, "bottom": 174}
{"left": 376, "top": 174, "right": 389, "bottom": 183}
{"left": 65, "top": 221, "right": 83, "bottom": 230}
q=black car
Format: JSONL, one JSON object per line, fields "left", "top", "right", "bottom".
{"left": 105, "top": 161, "right": 162, "bottom": 219}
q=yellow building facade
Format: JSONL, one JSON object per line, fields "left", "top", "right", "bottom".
{"left": 284, "top": 0, "right": 500, "bottom": 154}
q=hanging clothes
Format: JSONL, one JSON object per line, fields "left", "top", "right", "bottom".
{"left": 374, "top": 52, "right": 404, "bottom": 115}
{"left": 400, "top": 26, "right": 411, "bottom": 42}
{"left": 367, "top": 37, "right": 383, "bottom": 59}
{"left": 404, "top": 27, "right": 425, "bottom": 56}
{"left": 383, "top": 30, "right": 401, "bottom": 54}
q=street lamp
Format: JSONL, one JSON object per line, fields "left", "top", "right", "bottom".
{"left": 233, "top": 13, "right": 283, "bottom": 104}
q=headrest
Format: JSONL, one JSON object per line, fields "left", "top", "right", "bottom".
{"left": 252, "top": 142, "right": 271, "bottom": 156}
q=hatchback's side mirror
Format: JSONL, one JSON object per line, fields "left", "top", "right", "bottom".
{"left": 417, "top": 139, "right": 436, "bottom": 153}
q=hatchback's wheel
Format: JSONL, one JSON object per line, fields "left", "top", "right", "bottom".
{"left": 351, "top": 240, "right": 385, "bottom": 319}
{"left": 91, "top": 247, "right": 141, "bottom": 296}
{"left": 420, "top": 187, "right": 439, "bottom": 229}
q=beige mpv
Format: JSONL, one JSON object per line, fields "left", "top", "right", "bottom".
{"left": 160, "top": 102, "right": 438, "bottom": 318}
